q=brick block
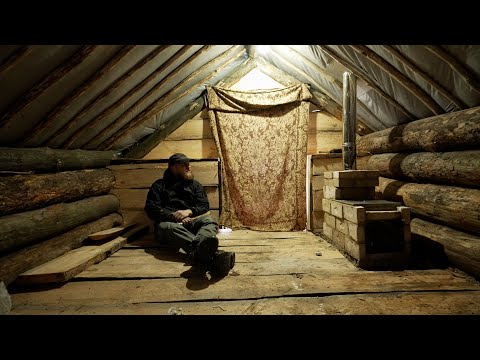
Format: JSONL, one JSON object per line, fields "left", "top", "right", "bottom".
{"left": 323, "top": 171, "right": 333, "bottom": 179}
{"left": 333, "top": 229, "right": 345, "bottom": 251}
{"left": 347, "top": 221, "right": 365, "bottom": 243}
{"left": 343, "top": 205, "right": 366, "bottom": 224}
{"left": 331, "top": 201, "right": 343, "bottom": 219}
{"left": 324, "top": 212, "right": 336, "bottom": 229}
{"left": 336, "top": 218, "right": 348, "bottom": 235}
{"left": 322, "top": 198, "right": 331, "bottom": 214}
{"left": 344, "top": 235, "right": 365, "bottom": 260}
{"left": 323, "top": 222, "right": 333, "bottom": 240}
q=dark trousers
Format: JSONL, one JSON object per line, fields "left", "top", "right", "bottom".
{"left": 154, "top": 215, "right": 218, "bottom": 254}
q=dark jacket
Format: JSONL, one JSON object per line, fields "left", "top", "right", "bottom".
{"left": 144, "top": 168, "right": 209, "bottom": 222}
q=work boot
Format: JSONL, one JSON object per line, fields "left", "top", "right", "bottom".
{"left": 189, "top": 236, "right": 219, "bottom": 264}
{"left": 208, "top": 250, "right": 235, "bottom": 276}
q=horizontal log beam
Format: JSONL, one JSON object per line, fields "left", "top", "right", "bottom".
{"left": 357, "top": 106, "right": 480, "bottom": 154}
{"left": 0, "top": 168, "right": 115, "bottom": 215}
{"left": 378, "top": 177, "right": 480, "bottom": 235}
{"left": 364, "top": 150, "right": 480, "bottom": 188}
{"left": 0, "top": 147, "right": 117, "bottom": 172}
{"left": 411, "top": 218, "right": 480, "bottom": 279}
{"left": 0, "top": 213, "right": 123, "bottom": 286}
{"left": 0, "top": 194, "right": 120, "bottom": 254}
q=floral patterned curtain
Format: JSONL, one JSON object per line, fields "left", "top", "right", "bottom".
{"left": 207, "top": 84, "right": 312, "bottom": 231}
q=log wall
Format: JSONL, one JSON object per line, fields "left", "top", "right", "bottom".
{"left": 357, "top": 107, "right": 480, "bottom": 279}
{"left": 0, "top": 147, "right": 120, "bottom": 286}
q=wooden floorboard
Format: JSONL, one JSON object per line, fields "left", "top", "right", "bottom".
{"left": 11, "top": 291, "right": 480, "bottom": 315}
{"left": 9, "top": 230, "right": 480, "bottom": 314}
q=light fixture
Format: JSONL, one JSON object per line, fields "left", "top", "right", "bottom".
{"left": 255, "top": 45, "right": 269, "bottom": 56}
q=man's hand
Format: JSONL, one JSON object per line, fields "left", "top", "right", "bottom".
{"left": 182, "top": 217, "right": 193, "bottom": 225}
{"left": 172, "top": 209, "right": 193, "bottom": 222}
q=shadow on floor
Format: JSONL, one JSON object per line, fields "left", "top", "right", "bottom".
{"left": 140, "top": 238, "right": 227, "bottom": 291}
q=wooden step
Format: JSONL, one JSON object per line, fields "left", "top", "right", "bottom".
{"left": 14, "top": 224, "right": 148, "bottom": 286}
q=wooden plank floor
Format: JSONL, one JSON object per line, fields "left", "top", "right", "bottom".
{"left": 9, "top": 230, "right": 480, "bottom": 315}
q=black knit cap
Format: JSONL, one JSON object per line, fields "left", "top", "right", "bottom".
{"left": 168, "top": 153, "right": 190, "bottom": 167}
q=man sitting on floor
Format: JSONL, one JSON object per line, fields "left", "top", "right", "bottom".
{"left": 145, "top": 153, "right": 235, "bottom": 276}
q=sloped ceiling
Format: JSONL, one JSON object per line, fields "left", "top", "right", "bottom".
{"left": 0, "top": 45, "right": 478, "bottom": 154}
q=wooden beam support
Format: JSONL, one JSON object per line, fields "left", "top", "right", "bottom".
{"left": 0, "top": 194, "right": 120, "bottom": 254}
{"left": 378, "top": 177, "right": 480, "bottom": 235}
{"left": 63, "top": 45, "right": 198, "bottom": 150}
{"left": 82, "top": 45, "right": 213, "bottom": 150}
{"left": 0, "top": 168, "right": 115, "bottom": 215}
{"left": 0, "top": 213, "right": 123, "bottom": 286}
{"left": 381, "top": 45, "right": 467, "bottom": 110}
{"left": 20, "top": 46, "right": 136, "bottom": 146}
{"left": 318, "top": 45, "right": 416, "bottom": 121}
{"left": 0, "top": 147, "right": 117, "bottom": 172}
{"left": 357, "top": 106, "right": 480, "bottom": 153}
{"left": 411, "top": 218, "right": 480, "bottom": 279}
{"left": 0, "top": 46, "right": 32, "bottom": 78}
{"left": 44, "top": 45, "right": 169, "bottom": 148}
{"left": 122, "top": 96, "right": 205, "bottom": 159}
{"left": 350, "top": 45, "right": 444, "bottom": 115}
{"left": 425, "top": 45, "right": 480, "bottom": 95}
{"left": 216, "top": 57, "right": 256, "bottom": 88}
{"left": 363, "top": 150, "right": 480, "bottom": 188}
{"left": 14, "top": 224, "right": 148, "bottom": 286}
{"left": 0, "top": 45, "right": 98, "bottom": 129}
{"left": 99, "top": 46, "right": 245, "bottom": 150}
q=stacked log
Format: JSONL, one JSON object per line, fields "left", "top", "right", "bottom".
{"left": 0, "top": 147, "right": 122, "bottom": 286}
{"left": 357, "top": 107, "right": 480, "bottom": 279}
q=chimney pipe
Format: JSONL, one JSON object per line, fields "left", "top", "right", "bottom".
{"left": 342, "top": 72, "right": 357, "bottom": 170}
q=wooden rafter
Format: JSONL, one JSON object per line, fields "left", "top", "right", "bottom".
{"left": 283, "top": 45, "right": 388, "bottom": 129}
{"left": 424, "top": 45, "right": 480, "bottom": 95}
{"left": 20, "top": 46, "right": 136, "bottom": 146}
{"left": 122, "top": 54, "right": 255, "bottom": 159}
{"left": 0, "top": 45, "right": 98, "bottom": 129}
{"left": 350, "top": 45, "right": 444, "bottom": 115}
{"left": 318, "top": 45, "right": 416, "bottom": 121}
{"left": 61, "top": 45, "right": 196, "bottom": 149}
{"left": 79, "top": 45, "right": 212, "bottom": 150}
{"left": 267, "top": 48, "right": 377, "bottom": 133}
{"left": 123, "top": 96, "right": 205, "bottom": 159}
{"left": 0, "top": 46, "right": 32, "bottom": 78}
{"left": 382, "top": 45, "right": 467, "bottom": 110}
{"left": 216, "top": 57, "right": 256, "bottom": 88}
{"left": 98, "top": 46, "right": 246, "bottom": 151}
{"left": 44, "top": 45, "right": 169, "bottom": 148}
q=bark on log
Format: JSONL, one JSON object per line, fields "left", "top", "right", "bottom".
{"left": 0, "top": 169, "right": 115, "bottom": 215}
{"left": 364, "top": 150, "right": 480, "bottom": 188}
{"left": 0, "top": 194, "right": 120, "bottom": 254}
{"left": 378, "top": 177, "right": 480, "bottom": 235}
{"left": 0, "top": 213, "right": 123, "bottom": 286}
{"left": 0, "top": 147, "right": 117, "bottom": 172}
{"left": 357, "top": 106, "right": 480, "bottom": 154}
{"left": 411, "top": 218, "right": 480, "bottom": 279}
